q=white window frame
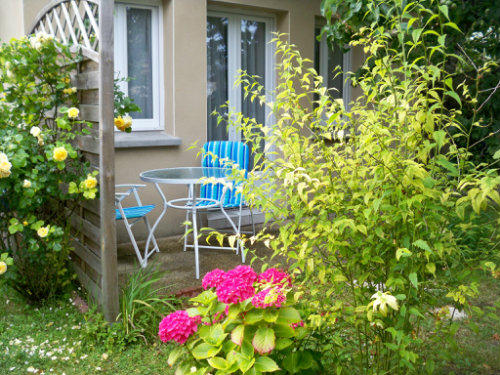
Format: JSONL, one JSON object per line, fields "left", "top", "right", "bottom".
{"left": 317, "top": 29, "right": 352, "bottom": 111}
{"left": 207, "top": 10, "right": 275, "bottom": 141}
{"left": 114, "top": 1, "right": 164, "bottom": 131}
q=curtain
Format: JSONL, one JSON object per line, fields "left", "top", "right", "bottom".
{"left": 207, "top": 17, "right": 229, "bottom": 141}
{"left": 127, "top": 7, "right": 153, "bottom": 119}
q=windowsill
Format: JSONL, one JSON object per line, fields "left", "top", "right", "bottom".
{"left": 115, "top": 131, "right": 182, "bottom": 148}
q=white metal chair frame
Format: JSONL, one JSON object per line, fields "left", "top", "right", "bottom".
{"left": 115, "top": 184, "right": 159, "bottom": 268}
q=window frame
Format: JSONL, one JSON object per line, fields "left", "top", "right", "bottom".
{"left": 207, "top": 10, "right": 275, "bottom": 142}
{"left": 114, "top": 1, "right": 164, "bottom": 131}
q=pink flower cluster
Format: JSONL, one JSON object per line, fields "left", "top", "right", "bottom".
{"left": 290, "top": 320, "right": 304, "bottom": 329}
{"left": 258, "top": 268, "right": 292, "bottom": 287}
{"left": 202, "top": 266, "right": 291, "bottom": 307}
{"left": 251, "top": 287, "right": 286, "bottom": 309}
{"left": 158, "top": 310, "right": 201, "bottom": 344}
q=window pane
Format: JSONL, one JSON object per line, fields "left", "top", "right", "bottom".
{"left": 127, "top": 7, "right": 153, "bottom": 119}
{"left": 241, "top": 19, "right": 266, "bottom": 167}
{"left": 327, "top": 44, "right": 343, "bottom": 99}
{"left": 207, "top": 17, "right": 229, "bottom": 141}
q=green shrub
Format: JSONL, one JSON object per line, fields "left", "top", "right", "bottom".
{"left": 0, "top": 34, "right": 96, "bottom": 302}
{"left": 212, "top": 2, "right": 500, "bottom": 374}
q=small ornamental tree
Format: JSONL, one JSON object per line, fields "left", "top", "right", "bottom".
{"left": 160, "top": 266, "right": 326, "bottom": 375}
{"left": 210, "top": 1, "right": 500, "bottom": 374}
{"left": 0, "top": 34, "right": 97, "bottom": 301}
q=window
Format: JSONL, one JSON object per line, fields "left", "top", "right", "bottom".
{"left": 114, "top": 1, "right": 163, "bottom": 131}
{"left": 207, "top": 11, "right": 274, "bottom": 166}
{"left": 314, "top": 27, "right": 351, "bottom": 110}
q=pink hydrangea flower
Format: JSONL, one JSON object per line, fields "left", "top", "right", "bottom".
{"left": 251, "top": 287, "right": 286, "bottom": 309}
{"left": 216, "top": 276, "right": 255, "bottom": 304}
{"left": 158, "top": 310, "right": 201, "bottom": 344}
{"left": 258, "top": 268, "right": 292, "bottom": 287}
{"left": 225, "top": 265, "right": 258, "bottom": 284}
{"left": 290, "top": 320, "right": 304, "bottom": 329}
{"left": 202, "top": 268, "right": 226, "bottom": 290}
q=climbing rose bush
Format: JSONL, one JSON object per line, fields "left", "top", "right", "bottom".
{"left": 160, "top": 266, "right": 325, "bottom": 375}
{"left": 0, "top": 34, "right": 97, "bottom": 301}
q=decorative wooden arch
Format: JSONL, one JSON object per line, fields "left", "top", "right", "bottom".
{"left": 30, "top": 0, "right": 118, "bottom": 321}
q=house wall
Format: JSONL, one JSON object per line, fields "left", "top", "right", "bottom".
{"left": 2, "top": 0, "right": 365, "bottom": 244}
{"left": 0, "top": 0, "right": 24, "bottom": 41}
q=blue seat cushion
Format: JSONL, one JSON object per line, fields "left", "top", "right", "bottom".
{"left": 116, "top": 205, "right": 155, "bottom": 220}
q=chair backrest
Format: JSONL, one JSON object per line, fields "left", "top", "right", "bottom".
{"left": 201, "top": 141, "right": 249, "bottom": 207}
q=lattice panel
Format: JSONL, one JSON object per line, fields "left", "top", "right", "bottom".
{"left": 32, "top": 0, "right": 99, "bottom": 55}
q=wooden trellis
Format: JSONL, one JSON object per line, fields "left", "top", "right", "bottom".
{"left": 30, "top": 0, "right": 118, "bottom": 321}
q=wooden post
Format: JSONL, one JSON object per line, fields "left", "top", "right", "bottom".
{"left": 99, "top": 0, "right": 119, "bottom": 321}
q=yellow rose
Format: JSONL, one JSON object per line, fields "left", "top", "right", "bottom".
{"left": 0, "top": 261, "right": 7, "bottom": 275}
{"left": 84, "top": 175, "right": 98, "bottom": 189}
{"left": 23, "top": 179, "right": 32, "bottom": 188}
{"left": 0, "top": 152, "right": 12, "bottom": 178}
{"left": 37, "top": 226, "right": 49, "bottom": 238}
{"left": 114, "top": 116, "right": 125, "bottom": 131}
{"left": 53, "top": 146, "right": 68, "bottom": 162}
{"left": 68, "top": 107, "right": 79, "bottom": 119}
{"left": 123, "top": 116, "right": 133, "bottom": 128}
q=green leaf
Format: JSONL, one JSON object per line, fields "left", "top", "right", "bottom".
{"left": 207, "top": 357, "right": 229, "bottom": 371}
{"left": 396, "top": 248, "right": 412, "bottom": 260}
{"left": 282, "top": 352, "right": 300, "bottom": 374}
{"left": 277, "top": 307, "right": 301, "bottom": 324}
{"left": 245, "top": 309, "right": 264, "bottom": 324}
{"left": 493, "top": 149, "right": 500, "bottom": 160}
{"left": 432, "top": 130, "right": 447, "bottom": 150}
{"left": 190, "top": 290, "right": 217, "bottom": 305}
{"left": 191, "top": 343, "right": 221, "bottom": 359}
{"left": 409, "top": 272, "right": 418, "bottom": 288}
{"left": 438, "top": 4, "right": 449, "bottom": 20}
{"left": 254, "top": 356, "right": 280, "bottom": 373}
{"left": 263, "top": 309, "right": 279, "bottom": 323}
{"left": 252, "top": 327, "right": 275, "bottom": 355}
{"left": 274, "top": 323, "right": 295, "bottom": 338}
{"left": 275, "top": 338, "right": 293, "bottom": 350}
{"left": 231, "top": 324, "right": 245, "bottom": 346}
{"left": 413, "top": 239, "right": 433, "bottom": 254}
{"left": 167, "top": 347, "right": 184, "bottom": 367}
{"left": 445, "top": 90, "right": 461, "bottom": 106}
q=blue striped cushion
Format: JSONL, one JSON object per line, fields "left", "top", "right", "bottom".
{"left": 200, "top": 141, "right": 249, "bottom": 208}
{"left": 116, "top": 205, "right": 155, "bottom": 220}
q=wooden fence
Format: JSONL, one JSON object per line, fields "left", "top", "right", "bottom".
{"left": 30, "top": 0, "right": 118, "bottom": 320}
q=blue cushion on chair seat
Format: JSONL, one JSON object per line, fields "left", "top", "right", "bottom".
{"left": 116, "top": 205, "right": 155, "bottom": 220}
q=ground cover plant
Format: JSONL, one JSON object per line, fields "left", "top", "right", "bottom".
{"left": 210, "top": 1, "right": 500, "bottom": 374}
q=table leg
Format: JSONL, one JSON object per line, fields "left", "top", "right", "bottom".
{"left": 145, "top": 182, "right": 168, "bottom": 258}
{"left": 188, "top": 183, "right": 200, "bottom": 279}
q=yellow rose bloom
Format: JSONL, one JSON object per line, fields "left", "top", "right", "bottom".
{"left": 37, "top": 226, "right": 49, "bottom": 238}
{"left": 0, "top": 261, "right": 7, "bottom": 275}
{"left": 84, "top": 175, "right": 98, "bottom": 189}
{"left": 68, "top": 107, "right": 79, "bottom": 119}
{"left": 53, "top": 146, "right": 68, "bottom": 162}
{"left": 123, "top": 116, "right": 133, "bottom": 128}
{"left": 114, "top": 116, "right": 125, "bottom": 131}
{"left": 23, "top": 179, "right": 32, "bottom": 188}
{"left": 0, "top": 152, "right": 12, "bottom": 178}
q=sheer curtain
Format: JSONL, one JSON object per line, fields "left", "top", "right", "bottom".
{"left": 240, "top": 20, "right": 266, "bottom": 168}
{"left": 207, "top": 17, "right": 229, "bottom": 141}
{"left": 127, "top": 7, "right": 153, "bottom": 119}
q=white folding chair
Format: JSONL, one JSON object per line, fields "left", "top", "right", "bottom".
{"left": 115, "top": 184, "right": 159, "bottom": 268}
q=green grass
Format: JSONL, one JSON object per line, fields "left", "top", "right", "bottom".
{"left": 0, "top": 285, "right": 175, "bottom": 375}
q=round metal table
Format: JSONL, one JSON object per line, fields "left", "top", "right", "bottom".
{"left": 139, "top": 167, "right": 239, "bottom": 279}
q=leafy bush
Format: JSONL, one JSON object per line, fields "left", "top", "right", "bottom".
{"left": 162, "top": 266, "right": 326, "bottom": 375}
{"left": 0, "top": 34, "right": 96, "bottom": 302}
{"left": 210, "top": 2, "right": 500, "bottom": 374}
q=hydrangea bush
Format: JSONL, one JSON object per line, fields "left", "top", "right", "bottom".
{"left": 0, "top": 34, "right": 97, "bottom": 301}
{"left": 160, "top": 266, "right": 324, "bottom": 375}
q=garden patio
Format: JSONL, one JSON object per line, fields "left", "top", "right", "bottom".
{"left": 1, "top": 0, "right": 499, "bottom": 374}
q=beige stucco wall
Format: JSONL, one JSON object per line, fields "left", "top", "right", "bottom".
{"left": 0, "top": 0, "right": 24, "bottom": 41}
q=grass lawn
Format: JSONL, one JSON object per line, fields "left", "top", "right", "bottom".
{"left": 0, "top": 285, "right": 175, "bottom": 375}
